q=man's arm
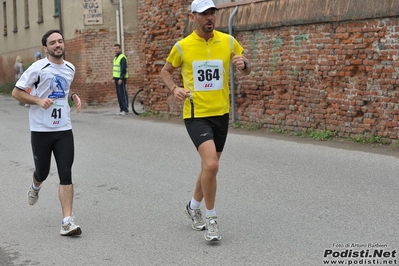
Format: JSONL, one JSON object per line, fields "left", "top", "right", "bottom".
{"left": 160, "top": 62, "right": 178, "bottom": 92}
{"left": 238, "top": 55, "right": 251, "bottom": 76}
{"left": 70, "top": 92, "right": 81, "bottom": 112}
{"left": 160, "top": 62, "right": 190, "bottom": 101}
{"left": 120, "top": 57, "right": 127, "bottom": 79}
{"left": 232, "top": 51, "right": 251, "bottom": 76}
{"left": 12, "top": 87, "right": 53, "bottom": 109}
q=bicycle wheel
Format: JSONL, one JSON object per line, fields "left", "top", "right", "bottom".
{"left": 131, "top": 88, "right": 145, "bottom": 115}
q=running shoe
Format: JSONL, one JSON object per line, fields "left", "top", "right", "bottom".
{"left": 185, "top": 202, "right": 206, "bottom": 231}
{"left": 60, "top": 217, "right": 82, "bottom": 236}
{"left": 204, "top": 216, "right": 221, "bottom": 241}
{"left": 27, "top": 187, "right": 39, "bottom": 205}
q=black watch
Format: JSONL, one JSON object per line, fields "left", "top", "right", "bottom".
{"left": 242, "top": 60, "right": 248, "bottom": 71}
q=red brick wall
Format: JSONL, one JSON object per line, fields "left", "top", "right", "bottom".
{"left": 137, "top": 0, "right": 190, "bottom": 115}
{"left": 67, "top": 29, "right": 144, "bottom": 106}
{"left": 232, "top": 19, "right": 399, "bottom": 139}
{"left": 139, "top": 0, "right": 399, "bottom": 140}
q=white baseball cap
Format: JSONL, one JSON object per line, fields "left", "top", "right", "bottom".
{"left": 191, "top": 0, "right": 218, "bottom": 13}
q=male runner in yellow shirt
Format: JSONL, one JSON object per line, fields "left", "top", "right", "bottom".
{"left": 160, "top": 0, "right": 251, "bottom": 242}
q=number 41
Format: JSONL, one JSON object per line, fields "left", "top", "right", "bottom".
{"left": 51, "top": 108, "right": 62, "bottom": 119}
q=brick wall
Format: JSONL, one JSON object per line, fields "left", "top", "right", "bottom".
{"left": 138, "top": 0, "right": 190, "bottom": 115}
{"left": 67, "top": 29, "right": 144, "bottom": 106}
{"left": 140, "top": 0, "right": 399, "bottom": 140}
{"left": 232, "top": 20, "right": 399, "bottom": 139}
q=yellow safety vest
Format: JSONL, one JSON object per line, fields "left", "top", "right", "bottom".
{"left": 113, "top": 54, "right": 129, "bottom": 78}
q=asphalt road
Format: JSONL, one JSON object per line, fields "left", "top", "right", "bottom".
{"left": 1, "top": 95, "right": 398, "bottom": 266}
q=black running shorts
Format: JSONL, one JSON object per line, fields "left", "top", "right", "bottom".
{"left": 31, "top": 129, "right": 74, "bottom": 185}
{"left": 184, "top": 113, "right": 229, "bottom": 152}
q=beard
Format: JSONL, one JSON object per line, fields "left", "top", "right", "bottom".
{"left": 47, "top": 49, "right": 64, "bottom": 59}
{"left": 195, "top": 19, "right": 214, "bottom": 34}
{"left": 201, "top": 25, "right": 214, "bottom": 33}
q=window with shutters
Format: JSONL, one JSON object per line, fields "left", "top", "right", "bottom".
{"left": 24, "top": 0, "right": 29, "bottom": 28}
{"left": 3, "top": 1, "right": 7, "bottom": 36}
{"left": 37, "top": 0, "right": 43, "bottom": 23}
{"left": 12, "top": 0, "right": 17, "bottom": 32}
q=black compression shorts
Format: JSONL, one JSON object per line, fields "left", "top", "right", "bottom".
{"left": 184, "top": 113, "right": 229, "bottom": 152}
{"left": 31, "top": 129, "right": 74, "bottom": 185}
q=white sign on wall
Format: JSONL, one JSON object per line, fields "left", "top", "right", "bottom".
{"left": 83, "top": 0, "right": 103, "bottom": 25}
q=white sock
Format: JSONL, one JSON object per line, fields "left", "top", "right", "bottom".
{"left": 205, "top": 208, "right": 217, "bottom": 218}
{"left": 190, "top": 197, "right": 201, "bottom": 209}
{"left": 62, "top": 216, "right": 71, "bottom": 224}
{"left": 31, "top": 183, "right": 41, "bottom": 191}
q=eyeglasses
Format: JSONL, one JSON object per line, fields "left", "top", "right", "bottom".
{"left": 194, "top": 9, "right": 217, "bottom": 17}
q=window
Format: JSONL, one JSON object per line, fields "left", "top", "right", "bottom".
{"left": 12, "top": 0, "right": 17, "bottom": 32}
{"left": 37, "top": 0, "right": 43, "bottom": 23}
{"left": 24, "top": 0, "right": 29, "bottom": 28}
{"left": 3, "top": 1, "right": 7, "bottom": 36}
{"left": 53, "top": 0, "right": 59, "bottom": 17}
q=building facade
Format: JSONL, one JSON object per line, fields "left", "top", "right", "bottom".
{"left": 0, "top": 0, "right": 139, "bottom": 105}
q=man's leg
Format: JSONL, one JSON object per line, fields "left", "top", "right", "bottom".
{"left": 197, "top": 140, "right": 222, "bottom": 241}
{"left": 59, "top": 182, "right": 81, "bottom": 236}
{"left": 53, "top": 130, "right": 81, "bottom": 235}
{"left": 122, "top": 81, "right": 129, "bottom": 112}
{"left": 115, "top": 80, "right": 123, "bottom": 112}
{"left": 192, "top": 175, "right": 203, "bottom": 203}
{"left": 185, "top": 140, "right": 219, "bottom": 232}
{"left": 29, "top": 132, "right": 53, "bottom": 205}
{"left": 32, "top": 176, "right": 43, "bottom": 188}
{"left": 53, "top": 130, "right": 75, "bottom": 217}
{"left": 59, "top": 184, "right": 74, "bottom": 218}
{"left": 58, "top": 182, "right": 81, "bottom": 236}
{"left": 197, "top": 140, "right": 221, "bottom": 212}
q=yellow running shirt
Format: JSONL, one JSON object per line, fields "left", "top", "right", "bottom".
{"left": 166, "top": 30, "right": 244, "bottom": 119}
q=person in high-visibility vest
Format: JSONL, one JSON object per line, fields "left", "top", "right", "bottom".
{"left": 113, "top": 44, "right": 129, "bottom": 115}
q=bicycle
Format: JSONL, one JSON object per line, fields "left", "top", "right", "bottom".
{"left": 131, "top": 88, "right": 145, "bottom": 115}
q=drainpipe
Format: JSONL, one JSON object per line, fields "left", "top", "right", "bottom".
{"left": 58, "top": 0, "right": 63, "bottom": 35}
{"left": 58, "top": 0, "right": 65, "bottom": 59}
{"left": 115, "top": 7, "right": 120, "bottom": 45}
{"left": 229, "top": 6, "right": 238, "bottom": 123}
{"left": 111, "top": 0, "right": 121, "bottom": 45}
{"left": 119, "top": 0, "right": 125, "bottom": 54}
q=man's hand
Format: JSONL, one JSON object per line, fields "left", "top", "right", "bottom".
{"left": 231, "top": 51, "right": 247, "bottom": 70}
{"left": 72, "top": 94, "right": 81, "bottom": 112}
{"left": 37, "top": 98, "right": 55, "bottom": 109}
{"left": 172, "top": 86, "right": 191, "bottom": 102}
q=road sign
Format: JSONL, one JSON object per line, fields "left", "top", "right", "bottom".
{"left": 83, "top": 0, "right": 103, "bottom": 25}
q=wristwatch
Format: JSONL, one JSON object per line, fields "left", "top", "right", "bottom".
{"left": 242, "top": 60, "right": 248, "bottom": 71}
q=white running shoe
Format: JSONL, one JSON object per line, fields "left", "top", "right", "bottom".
{"left": 204, "top": 217, "right": 221, "bottom": 242}
{"left": 60, "top": 217, "right": 82, "bottom": 236}
{"left": 185, "top": 202, "right": 206, "bottom": 231}
{"left": 27, "top": 187, "right": 39, "bottom": 205}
